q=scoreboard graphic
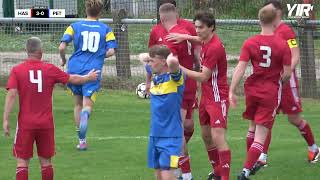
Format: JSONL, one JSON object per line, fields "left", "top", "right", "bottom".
{"left": 15, "top": 7, "right": 65, "bottom": 18}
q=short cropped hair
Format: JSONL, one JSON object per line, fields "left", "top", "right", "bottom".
{"left": 194, "top": 11, "right": 216, "bottom": 31}
{"left": 159, "top": 0, "right": 176, "bottom": 7}
{"left": 159, "top": 3, "right": 177, "bottom": 14}
{"left": 26, "top": 37, "right": 42, "bottom": 53}
{"left": 263, "top": 0, "right": 283, "bottom": 11}
{"left": 85, "top": 0, "right": 104, "bottom": 17}
{"left": 149, "top": 45, "right": 171, "bottom": 59}
{"left": 259, "top": 5, "right": 277, "bottom": 25}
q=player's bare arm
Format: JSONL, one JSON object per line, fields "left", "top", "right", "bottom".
{"left": 166, "top": 33, "right": 201, "bottom": 44}
{"left": 180, "top": 65, "right": 212, "bottom": 82}
{"left": 3, "top": 89, "right": 18, "bottom": 137}
{"left": 59, "top": 42, "right": 68, "bottom": 67}
{"left": 167, "top": 53, "right": 180, "bottom": 73}
{"left": 290, "top": 47, "right": 300, "bottom": 70}
{"left": 281, "top": 65, "right": 292, "bottom": 84}
{"left": 68, "top": 69, "right": 100, "bottom": 84}
{"left": 193, "top": 45, "right": 201, "bottom": 71}
{"left": 139, "top": 53, "right": 152, "bottom": 93}
{"left": 105, "top": 48, "right": 115, "bottom": 58}
{"left": 229, "top": 61, "right": 248, "bottom": 108}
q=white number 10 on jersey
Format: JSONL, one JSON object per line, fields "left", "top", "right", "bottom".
{"left": 29, "top": 70, "right": 42, "bottom": 92}
{"left": 81, "top": 31, "right": 100, "bottom": 53}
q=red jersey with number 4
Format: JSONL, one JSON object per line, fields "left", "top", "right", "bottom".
{"left": 6, "top": 59, "right": 70, "bottom": 129}
{"left": 239, "top": 35, "right": 291, "bottom": 96}
{"left": 149, "top": 23, "right": 196, "bottom": 97}
{"left": 200, "top": 35, "right": 229, "bottom": 102}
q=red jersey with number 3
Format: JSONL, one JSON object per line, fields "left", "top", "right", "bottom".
{"left": 149, "top": 23, "right": 196, "bottom": 97}
{"left": 6, "top": 59, "right": 70, "bottom": 129}
{"left": 200, "top": 35, "right": 229, "bottom": 102}
{"left": 239, "top": 35, "right": 291, "bottom": 96}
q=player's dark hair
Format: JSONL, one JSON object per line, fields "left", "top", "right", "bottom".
{"left": 159, "top": 3, "right": 177, "bottom": 14}
{"left": 149, "top": 45, "right": 171, "bottom": 59}
{"left": 85, "top": 0, "right": 104, "bottom": 17}
{"left": 194, "top": 11, "right": 216, "bottom": 31}
{"left": 159, "top": 0, "right": 176, "bottom": 7}
{"left": 264, "top": 0, "right": 283, "bottom": 11}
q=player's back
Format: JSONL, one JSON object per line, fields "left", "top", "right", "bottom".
{"left": 9, "top": 60, "right": 69, "bottom": 129}
{"left": 241, "top": 35, "right": 291, "bottom": 92}
{"left": 65, "top": 20, "right": 114, "bottom": 74}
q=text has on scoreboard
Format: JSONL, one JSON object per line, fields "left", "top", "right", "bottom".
{"left": 15, "top": 9, "right": 32, "bottom": 18}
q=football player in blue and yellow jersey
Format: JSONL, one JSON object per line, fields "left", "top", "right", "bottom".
{"left": 58, "top": 0, "right": 117, "bottom": 150}
{"left": 140, "top": 44, "right": 184, "bottom": 180}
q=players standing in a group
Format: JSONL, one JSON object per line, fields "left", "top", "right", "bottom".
{"left": 140, "top": 45, "right": 184, "bottom": 180}
{"left": 252, "top": 0, "right": 319, "bottom": 168}
{"left": 148, "top": 2, "right": 200, "bottom": 179}
{"left": 59, "top": 0, "right": 117, "bottom": 150}
{"left": 3, "top": 37, "right": 99, "bottom": 180}
{"left": 179, "top": 11, "right": 231, "bottom": 180}
{"left": 228, "top": 5, "right": 292, "bottom": 180}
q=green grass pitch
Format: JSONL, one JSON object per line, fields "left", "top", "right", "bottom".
{"left": 0, "top": 89, "right": 319, "bottom": 180}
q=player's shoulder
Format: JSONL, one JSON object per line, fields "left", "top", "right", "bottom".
{"left": 150, "top": 23, "right": 163, "bottom": 32}
{"left": 277, "top": 23, "right": 293, "bottom": 32}
{"left": 178, "top": 18, "right": 193, "bottom": 26}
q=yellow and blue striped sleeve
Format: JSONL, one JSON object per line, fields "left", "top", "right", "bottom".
{"left": 61, "top": 26, "right": 74, "bottom": 43}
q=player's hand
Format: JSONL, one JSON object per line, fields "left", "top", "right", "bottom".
{"left": 87, "top": 69, "right": 101, "bottom": 81}
{"left": 166, "top": 33, "right": 186, "bottom": 44}
{"left": 60, "top": 59, "right": 67, "bottom": 67}
{"left": 229, "top": 92, "right": 238, "bottom": 109}
{"left": 3, "top": 119, "right": 10, "bottom": 137}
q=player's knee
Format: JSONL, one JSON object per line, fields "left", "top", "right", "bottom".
{"left": 287, "top": 114, "right": 302, "bottom": 126}
{"left": 16, "top": 158, "right": 30, "bottom": 167}
{"left": 201, "top": 132, "right": 212, "bottom": 146}
{"left": 184, "top": 119, "right": 194, "bottom": 132}
{"left": 38, "top": 157, "right": 52, "bottom": 167}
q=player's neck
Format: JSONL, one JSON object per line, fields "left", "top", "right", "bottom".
{"left": 86, "top": 16, "right": 98, "bottom": 21}
{"left": 162, "top": 21, "right": 177, "bottom": 31}
{"left": 203, "top": 32, "right": 215, "bottom": 44}
{"left": 27, "top": 53, "right": 42, "bottom": 60}
{"left": 260, "top": 27, "right": 274, "bottom": 35}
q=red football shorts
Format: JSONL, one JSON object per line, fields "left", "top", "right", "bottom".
{"left": 13, "top": 128, "right": 55, "bottom": 159}
{"left": 199, "top": 99, "right": 229, "bottom": 128}
{"left": 243, "top": 88, "right": 281, "bottom": 129}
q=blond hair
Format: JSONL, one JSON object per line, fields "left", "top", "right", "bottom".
{"left": 259, "top": 4, "right": 277, "bottom": 25}
{"left": 85, "top": 0, "right": 104, "bottom": 17}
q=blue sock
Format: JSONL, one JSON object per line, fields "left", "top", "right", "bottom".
{"left": 79, "top": 109, "right": 90, "bottom": 140}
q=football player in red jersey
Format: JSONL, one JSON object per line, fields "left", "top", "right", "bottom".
{"left": 3, "top": 37, "right": 98, "bottom": 180}
{"left": 180, "top": 11, "right": 231, "bottom": 180}
{"left": 229, "top": 5, "right": 292, "bottom": 179}
{"left": 253, "top": 0, "right": 319, "bottom": 168}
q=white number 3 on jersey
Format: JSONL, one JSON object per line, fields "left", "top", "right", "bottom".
{"left": 260, "top": 46, "right": 271, "bottom": 68}
{"left": 29, "top": 70, "right": 42, "bottom": 92}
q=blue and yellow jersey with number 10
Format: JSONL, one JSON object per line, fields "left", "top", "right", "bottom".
{"left": 149, "top": 70, "right": 184, "bottom": 137}
{"left": 61, "top": 20, "right": 117, "bottom": 75}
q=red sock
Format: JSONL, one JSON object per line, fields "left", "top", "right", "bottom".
{"left": 16, "top": 167, "right": 28, "bottom": 180}
{"left": 296, "top": 120, "right": 315, "bottom": 146}
{"left": 263, "top": 131, "right": 272, "bottom": 154}
{"left": 207, "top": 148, "right": 220, "bottom": 175}
{"left": 41, "top": 165, "right": 53, "bottom": 180}
{"left": 246, "top": 131, "right": 255, "bottom": 152}
{"left": 184, "top": 128, "right": 194, "bottom": 143}
{"left": 179, "top": 155, "right": 191, "bottom": 174}
{"left": 244, "top": 142, "right": 263, "bottom": 169}
{"left": 219, "top": 150, "right": 231, "bottom": 180}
